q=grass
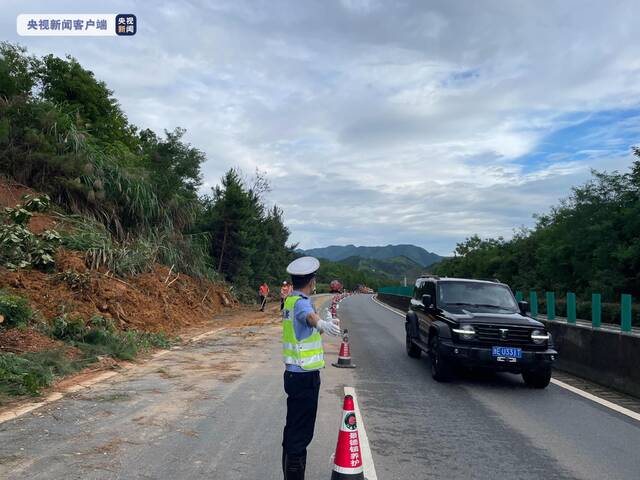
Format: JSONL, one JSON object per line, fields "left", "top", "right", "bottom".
{"left": 0, "top": 315, "right": 175, "bottom": 403}
{"left": 0, "top": 350, "right": 93, "bottom": 401}
{"left": 48, "top": 314, "right": 173, "bottom": 361}
{"left": 58, "top": 216, "right": 158, "bottom": 276}
{"left": 0, "top": 290, "right": 32, "bottom": 328}
{"left": 58, "top": 214, "right": 218, "bottom": 279}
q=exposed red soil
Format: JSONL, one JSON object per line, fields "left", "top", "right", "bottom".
{"left": 0, "top": 177, "right": 35, "bottom": 207}
{"left": 0, "top": 328, "right": 64, "bottom": 354}
{"left": 0, "top": 251, "right": 236, "bottom": 335}
{"left": 0, "top": 176, "right": 60, "bottom": 233}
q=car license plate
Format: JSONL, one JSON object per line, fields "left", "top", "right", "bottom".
{"left": 492, "top": 346, "right": 522, "bottom": 361}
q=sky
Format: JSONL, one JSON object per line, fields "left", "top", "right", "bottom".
{"left": 4, "top": 1, "right": 640, "bottom": 255}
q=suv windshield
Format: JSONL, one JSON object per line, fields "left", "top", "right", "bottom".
{"left": 438, "top": 281, "right": 518, "bottom": 312}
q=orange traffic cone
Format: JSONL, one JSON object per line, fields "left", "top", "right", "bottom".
{"left": 331, "top": 394, "right": 364, "bottom": 479}
{"left": 332, "top": 330, "right": 356, "bottom": 368}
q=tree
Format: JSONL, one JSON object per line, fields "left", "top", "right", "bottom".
{"left": 36, "top": 53, "right": 138, "bottom": 150}
{"left": 139, "top": 127, "right": 204, "bottom": 203}
{"left": 195, "top": 169, "right": 295, "bottom": 286}
{"left": 0, "top": 43, "right": 38, "bottom": 98}
{"left": 433, "top": 154, "right": 640, "bottom": 300}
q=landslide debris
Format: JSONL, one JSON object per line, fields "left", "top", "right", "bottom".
{"left": 0, "top": 252, "right": 234, "bottom": 335}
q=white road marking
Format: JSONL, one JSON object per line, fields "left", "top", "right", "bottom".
{"left": 0, "top": 371, "right": 118, "bottom": 424}
{"left": 370, "top": 294, "right": 640, "bottom": 424}
{"left": 550, "top": 378, "right": 640, "bottom": 422}
{"left": 371, "top": 294, "right": 405, "bottom": 317}
{"left": 344, "top": 386, "right": 378, "bottom": 480}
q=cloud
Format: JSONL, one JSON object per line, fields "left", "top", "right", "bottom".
{"left": 4, "top": 0, "right": 640, "bottom": 254}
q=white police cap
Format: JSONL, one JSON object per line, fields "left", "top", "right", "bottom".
{"left": 286, "top": 256, "right": 320, "bottom": 275}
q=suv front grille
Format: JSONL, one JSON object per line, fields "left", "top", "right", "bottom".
{"left": 472, "top": 324, "right": 537, "bottom": 347}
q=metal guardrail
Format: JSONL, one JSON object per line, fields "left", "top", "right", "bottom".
{"left": 377, "top": 286, "right": 414, "bottom": 297}
{"left": 516, "top": 290, "right": 636, "bottom": 333}
{"left": 379, "top": 284, "right": 636, "bottom": 333}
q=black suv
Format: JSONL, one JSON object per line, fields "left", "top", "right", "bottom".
{"left": 405, "top": 276, "right": 557, "bottom": 388}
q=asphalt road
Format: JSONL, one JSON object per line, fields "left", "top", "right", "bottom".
{"left": 343, "top": 294, "right": 640, "bottom": 480}
{"left": 1, "top": 294, "right": 640, "bottom": 479}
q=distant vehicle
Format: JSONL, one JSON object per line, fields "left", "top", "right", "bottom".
{"left": 329, "top": 279, "right": 343, "bottom": 293}
{"left": 404, "top": 276, "right": 557, "bottom": 388}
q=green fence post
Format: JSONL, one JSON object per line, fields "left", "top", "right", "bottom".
{"left": 621, "top": 294, "right": 632, "bottom": 332}
{"left": 515, "top": 291, "right": 523, "bottom": 302}
{"left": 546, "top": 292, "right": 556, "bottom": 320}
{"left": 529, "top": 291, "right": 538, "bottom": 318}
{"left": 592, "top": 293, "right": 601, "bottom": 328}
{"left": 567, "top": 292, "right": 577, "bottom": 324}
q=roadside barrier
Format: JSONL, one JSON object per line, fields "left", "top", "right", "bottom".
{"left": 330, "top": 394, "right": 364, "bottom": 479}
{"left": 514, "top": 289, "right": 638, "bottom": 331}
{"left": 332, "top": 330, "right": 356, "bottom": 368}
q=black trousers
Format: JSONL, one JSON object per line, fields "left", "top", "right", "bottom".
{"left": 259, "top": 295, "right": 266, "bottom": 310}
{"left": 282, "top": 370, "right": 320, "bottom": 477}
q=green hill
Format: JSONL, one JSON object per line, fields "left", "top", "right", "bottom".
{"left": 302, "top": 244, "right": 442, "bottom": 267}
{"left": 338, "top": 255, "right": 425, "bottom": 282}
{"left": 314, "top": 258, "right": 391, "bottom": 291}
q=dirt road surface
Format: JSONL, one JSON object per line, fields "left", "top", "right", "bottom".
{"left": 0, "top": 294, "right": 348, "bottom": 479}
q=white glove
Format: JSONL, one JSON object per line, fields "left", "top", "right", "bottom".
{"left": 317, "top": 318, "right": 341, "bottom": 336}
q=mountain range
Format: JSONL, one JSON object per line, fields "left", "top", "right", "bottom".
{"left": 302, "top": 244, "right": 443, "bottom": 267}
{"left": 338, "top": 255, "right": 426, "bottom": 282}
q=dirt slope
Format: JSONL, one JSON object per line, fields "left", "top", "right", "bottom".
{"left": 0, "top": 177, "right": 237, "bottom": 342}
{"left": 0, "top": 252, "right": 235, "bottom": 334}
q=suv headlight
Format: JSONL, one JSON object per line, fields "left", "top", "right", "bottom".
{"left": 452, "top": 324, "right": 476, "bottom": 340}
{"left": 531, "top": 329, "right": 549, "bottom": 344}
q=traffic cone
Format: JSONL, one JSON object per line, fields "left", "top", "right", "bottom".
{"left": 331, "top": 394, "right": 364, "bottom": 479}
{"left": 332, "top": 330, "right": 356, "bottom": 368}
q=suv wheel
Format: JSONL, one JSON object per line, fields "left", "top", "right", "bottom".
{"left": 522, "top": 368, "right": 552, "bottom": 389}
{"left": 406, "top": 332, "right": 421, "bottom": 358}
{"left": 428, "top": 334, "right": 451, "bottom": 382}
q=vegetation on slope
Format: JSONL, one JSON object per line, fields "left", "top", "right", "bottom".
{"left": 0, "top": 42, "right": 296, "bottom": 401}
{"left": 315, "top": 258, "right": 391, "bottom": 291}
{"left": 0, "top": 42, "right": 293, "bottom": 289}
{"left": 338, "top": 255, "right": 425, "bottom": 283}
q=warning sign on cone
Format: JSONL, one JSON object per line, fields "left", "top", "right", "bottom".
{"left": 332, "top": 330, "right": 356, "bottom": 368}
{"left": 331, "top": 394, "right": 364, "bottom": 479}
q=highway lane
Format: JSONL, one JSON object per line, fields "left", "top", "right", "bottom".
{"left": 339, "top": 294, "right": 640, "bottom": 479}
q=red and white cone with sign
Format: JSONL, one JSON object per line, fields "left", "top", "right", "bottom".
{"left": 331, "top": 394, "right": 364, "bottom": 479}
{"left": 332, "top": 330, "right": 356, "bottom": 368}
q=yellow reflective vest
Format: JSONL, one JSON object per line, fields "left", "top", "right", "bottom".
{"left": 282, "top": 295, "right": 325, "bottom": 370}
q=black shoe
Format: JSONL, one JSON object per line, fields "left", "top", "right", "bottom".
{"left": 284, "top": 453, "right": 306, "bottom": 480}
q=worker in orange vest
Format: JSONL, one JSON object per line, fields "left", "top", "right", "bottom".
{"left": 259, "top": 282, "right": 269, "bottom": 311}
{"left": 280, "top": 281, "right": 292, "bottom": 310}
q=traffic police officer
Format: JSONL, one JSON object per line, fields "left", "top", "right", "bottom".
{"left": 282, "top": 256, "right": 341, "bottom": 479}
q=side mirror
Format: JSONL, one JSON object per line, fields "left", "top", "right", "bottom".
{"left": 421, "top": 294, "right": 433, "bottom": 309}
{"left": 518, "top": 301, "right": 529, "bottom": 315}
